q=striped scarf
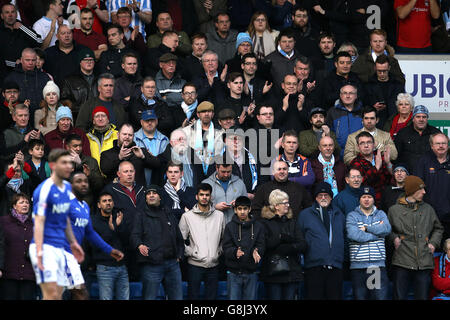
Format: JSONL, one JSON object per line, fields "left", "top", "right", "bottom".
{"left": 164, "top": 179, "right": 186, "bottom": 209}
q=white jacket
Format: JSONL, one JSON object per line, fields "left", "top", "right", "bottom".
{"left": 179, "top": 204, "right": 225, "bottom": 268}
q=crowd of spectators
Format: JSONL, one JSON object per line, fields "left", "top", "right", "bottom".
{"left": 0, "top": 0, "right": 449, "bottom": 301}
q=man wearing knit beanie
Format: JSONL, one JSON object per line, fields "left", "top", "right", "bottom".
{"left": 387, "top": 174, "right": 443, "bottom": 300}
{"left": 225, "top": 32, "right": 254, "bottom": 74}
{"left": 44, "top": 105, "right": 92, "bottom": 157}
{"left": 404, "top": 175, "right": 426, "bottom": 198}
{"left": 394, "top": 104, "right": 441, "bottom": 172}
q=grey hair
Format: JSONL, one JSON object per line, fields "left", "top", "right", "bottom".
{"left": 201, "top": 50, "right": 219, "bottom": 62}
{"left": 268, "top": 189, "right": 289, "bottom": 210}
{"left": 395, "top": 92, "right": 414, "bottom": 108}
{"left": 97, "top": 73, "right": 115, "bottom": 86}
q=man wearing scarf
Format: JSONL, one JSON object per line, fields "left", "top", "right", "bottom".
{"left": 311, "top": 136, "right": 346, "bottom": 197}
{"left": 182, "top": 101, "right": 224, "bottom": 183}
{"left": 161, "top": 161, "right": 196, "bottom": 222}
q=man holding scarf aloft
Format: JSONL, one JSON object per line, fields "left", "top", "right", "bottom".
{"left": 182, "top": 101, "right": 224, "bottom": 183}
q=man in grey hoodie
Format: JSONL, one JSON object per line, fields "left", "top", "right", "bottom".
{"left": 203, "top": 163, "right": 248, "bottom": 223}
{"left": 205, "top": 12, "right": 238, "bottom": 64}
{"left": 178, "top": 183, "right": 226, "bottom": 300}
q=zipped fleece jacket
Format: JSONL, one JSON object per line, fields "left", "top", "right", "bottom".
{"left": 388, "top": 197, "right": 444, "bottom": 270}
{"left": 178, "top": 204, "right": 226, "bottom": 268}
{"left": 346, "top": 206, "right": 391, "bottom": 269}
{"left": 203, "top": 173, "right": 247, "bottom": 223}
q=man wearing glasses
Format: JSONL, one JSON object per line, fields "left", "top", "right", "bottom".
{"left": 325, "top": 83, "right": 363, "bottom": 158}
{"left": 349, "top": 131, "right": 393, "bottom": 208}
{"left": 298, "top": 181, "right": 345, "bottom": 300}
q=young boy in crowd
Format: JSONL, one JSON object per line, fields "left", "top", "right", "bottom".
{"left": 26, "top": 139, "right": 51, "bottom": 188}
{"left": 223, "top": 196, "right": 265, "bottom": 300}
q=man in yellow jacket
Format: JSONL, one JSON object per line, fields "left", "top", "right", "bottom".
{"left": 86, "top": 106, "right": 118, "bottom": 167}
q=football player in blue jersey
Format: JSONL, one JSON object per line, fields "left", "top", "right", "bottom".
{"left": 66, "top": 171, "right": 124, "bottom": 299}
{"left": 29, "top": 149, "right": 85, "bottom": 300}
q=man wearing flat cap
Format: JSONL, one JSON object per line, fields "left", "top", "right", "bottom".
{"left": 217, "top": 108, "right": 236, "bottom": 131}
{"left": 130, "top": 184, "right": 184, "bottom": 300}
{"left": 388, "top": 175, "right": 444, "bottom": 300}
{"left": 182, "top": 101, "right": 225, "bottom": 183}
{"left": 155, "top": 52, "right": 186, "bottom": 110}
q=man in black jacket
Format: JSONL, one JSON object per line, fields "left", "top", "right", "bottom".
{"left": 317, "top": 51, "right": 363, "bottom": 111}
{"left": 43, "top": 25, "right": 88, "bottom": 88}
{"left": 362, "top": 54, "right": 405, "bottom": 129}
{"left": 0, "top": 3, "right": 42, "bottom": 72}
{"left": 130, "top": 185, "right": 184, "bottom": 300}
{"left": 395, "top": 105, "right": 442, "bottom": 173}
{"left": 223, "top": 196, "right": 265, "bottom": 300}
{"left": 97, "top": 24, "right": 137, "bottom": 78}
{"left": 4, "top": 48, "right": 51, "bottom": 119}
{"left": 100, "top": 123, "right": 161, "bottom": 186}
{"left": 90, "top": 191, "right": 130, "bottom": 300}
{"left": 251, "top": 160, "right": 312, "bottom": 219}
{"left": 61, "top": 47, "right": 98, "bottom": 119}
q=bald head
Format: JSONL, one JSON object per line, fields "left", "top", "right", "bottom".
{"left": 117, "top": 161, "right": 135, "bottom": 186}
{"left": 318, "top": 136, "right": 335, "bottom": 159}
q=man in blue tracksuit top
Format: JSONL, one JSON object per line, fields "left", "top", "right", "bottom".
{"left": 298, "top": 181, "right": 345, "bottom": 300}
{"left": 65, "top": 171, "right": 124, "bottom": 299}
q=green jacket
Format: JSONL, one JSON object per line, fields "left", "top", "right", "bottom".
{"left": 298, "top": 128, "right": 341, "bottom": 158}
{"left": 388, "top": 197, "right": 444, "bottom": 270}
{"left": 147, "top": 31, "right": 192, "bottom": 56}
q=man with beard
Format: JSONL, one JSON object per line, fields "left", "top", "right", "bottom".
{"left": 290, "top": 6, "right": 320, "bottom": 58}
{"left": 65, "top": 171, "right": 124, "bottom": 300}
{"left": 298, "top": 107, "right": 340, "bottom": 158}
{"left": 72, "top": 8, "right": 107, "bottom": 60}
{"left": 178, "top": 183, "right": 226, "bottom": 300}
{"left": 158, "top": 128, "right": 196, "bottom": 187}
{"left": 311, "top": 32, "right": 336, "bottom": 79}
{"left": 100, "top": 123, "right": 160, "bottom": 186}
